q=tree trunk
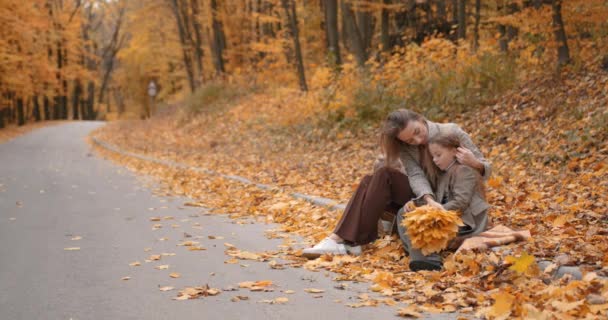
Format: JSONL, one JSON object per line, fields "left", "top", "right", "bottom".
{"left": 61, "top": 79, "right": 68, "bottom": 119}
{"left": 190, "top": 0, "right": 206, "bottom": 84}
{"left": 0, "top": 108, "right": 4, "bottom": 128}
{"left": 16, "top": 97, "right": 25, "bottom": 126}
{"left": 473, "top": 0, "right": 480, "bottom": 51}
{"left": 33, "top": 96, "right": 41, "bottom": 121}
{"left": 497, "top": 1, "right": 519, "bottom": 52}
{"left": 43, "top": 95, "right": 51, "bottom": 120}
{"left": 169, "top": 0, "right": 196, "bottom": 92}
{"left": 381, "top": 0, "right": 390, "bottom": 52}
{"left": 72, "top": 80, "right": 82, "bottom": 120}
{"left": 98, "top": 57, "right": 114, "bottom": 104}
{"left": 210, "top": 0, "right": 226, "bottom": 74}
{"left": 340, "top": 0, "right": 350, "bottom": 51}
{"left": 341, "top": 1, "right": 367, "bottom": 67}
{"left": 452, "top": 0, "right": 458, "bottom": 25}
{"left": 551, "top": 0, "right": 570, "bottom": 67}
{"left": 457, "top": 0, "right": 466, "bottom": 40}
{"left": 437, "top": 0, "right": 447, "bottom": 22}
{"left": 54, "top": 40, "right": 63, "bottom": 120}
{"left": 325, "top": 0, "right": 342, "bottom": 65}
{"left": 356, "top": 7, "right": 374, "bottom": 50}
{"left": 281, "top": 0, "right": 308, "bottom": 91}
{"left": 62, "top": 41, "right": 68, "bottom": 119}
{"left": 80, "top": 96, "right": 86, "bottom": 120}
{"left": 86, "top": 81, "right": 95, "bottom": 120}
{"left": 53, "top": 96, "right": 61, "bottom": 119}
{"left": 406, "top": 0, "right": 416, "bottom": 28}
{"left": 497, "top": 11, "right": 508, "bottom": 52}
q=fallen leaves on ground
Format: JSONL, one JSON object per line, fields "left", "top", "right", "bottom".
{"left": 92, "top": 70, "right": 608, "bottom": 318}
{"left": 303, "top": 288, "right": 324, "bottom": 294}
{"left": 239, "top": 280, "right": 274, "bottom": 292}
{"left": 259, "top": 297, "right": 289, "bottom": 304}
{"left": 174, "top": 285, "right": 220, "bottom": 300}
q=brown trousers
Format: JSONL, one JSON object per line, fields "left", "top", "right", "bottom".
{"left": 334, "top": 167, "right": 415, "bottom": 245}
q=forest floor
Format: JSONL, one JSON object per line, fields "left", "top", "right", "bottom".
{"left": 92, "top": 69, "right": 608, "bottom": 318}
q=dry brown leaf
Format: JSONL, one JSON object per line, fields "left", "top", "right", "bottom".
{"left": 398, "top": 305, "right": 422, "bottom": 318}
{"left": 304, "top": 288, "right": 324, "bottom": 293}
{"left": 169, "top": 272, "right": 180, "bottom": 278}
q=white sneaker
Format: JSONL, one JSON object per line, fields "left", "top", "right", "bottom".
{"left": 302, "top": 237, "right": 347, "bottom": 258}
{"left": 345, "top": 244, "right": 362, "bottom": 256}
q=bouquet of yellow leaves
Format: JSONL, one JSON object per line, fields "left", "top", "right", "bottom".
{"left": 401, "top": 205, "right": 464, "bottom": 255}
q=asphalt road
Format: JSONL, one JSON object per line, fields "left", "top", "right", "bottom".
{"left": 0, "top": 122, "right": 457, "bottom": 320}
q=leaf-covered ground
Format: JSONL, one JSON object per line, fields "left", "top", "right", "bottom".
{"left": 92, "top": 70, "right": 608, "bottom": 319}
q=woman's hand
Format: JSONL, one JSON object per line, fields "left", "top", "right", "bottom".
{"left": 456, "top": 147, "right": 484, "bottom": 173}
{"left": 402, "top": 201, "right": 416, "bottom": 213}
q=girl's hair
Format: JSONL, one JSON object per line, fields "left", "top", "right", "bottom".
{"left": 423, "top": 131, "right": 461, "bottom": 189}
{"left": 380, "top": 109, "right": 425, "bottom": 168}
{"left": 426, "top": 131, "right": 486, "bottom": 199}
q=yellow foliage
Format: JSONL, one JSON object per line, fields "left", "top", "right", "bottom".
{"left": 401, "top": 205, "right": 463, "bottom": 256}
{"left": 505, "top": 252, "right": 536, "bottom": 274}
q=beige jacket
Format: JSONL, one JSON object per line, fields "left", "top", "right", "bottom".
{"left": 400, "top": 121, "right": 491, "bottom": 199}
{"left": 435, "top": 164, "right": 489, "bottom": 229}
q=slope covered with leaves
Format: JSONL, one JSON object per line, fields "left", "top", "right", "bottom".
{"left": 92, "top": 69, "right": 608, "bottom": 318}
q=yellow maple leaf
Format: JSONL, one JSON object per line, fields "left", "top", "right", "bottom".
{"left": 486, "top": 292, "right": 514, "bottom": 320}
{"left": 505, "top": 252, "right": 535, "bottom": 274}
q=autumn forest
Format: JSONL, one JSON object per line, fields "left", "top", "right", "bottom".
{"left": 1, "top": 0, "right": 607, "bottom": 319}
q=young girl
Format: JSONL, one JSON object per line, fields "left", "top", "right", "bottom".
{"left": 396, "top": 130, "right": 489, "bottom": 271}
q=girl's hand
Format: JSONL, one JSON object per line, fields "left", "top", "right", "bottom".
{"left": 425, "top": 198, "right": 444, "bottom": 210}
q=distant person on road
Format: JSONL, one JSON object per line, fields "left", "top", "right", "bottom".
{"left": 302, "top": 109, "right": 491, "bottom": 271}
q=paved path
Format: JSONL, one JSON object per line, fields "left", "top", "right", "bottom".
{"left": 0, "top": 122, "right": 458, "bottom": 320}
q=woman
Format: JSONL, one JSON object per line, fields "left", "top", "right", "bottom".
{"left": 302, "top": 109, "right": 491, "bottom": 270}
